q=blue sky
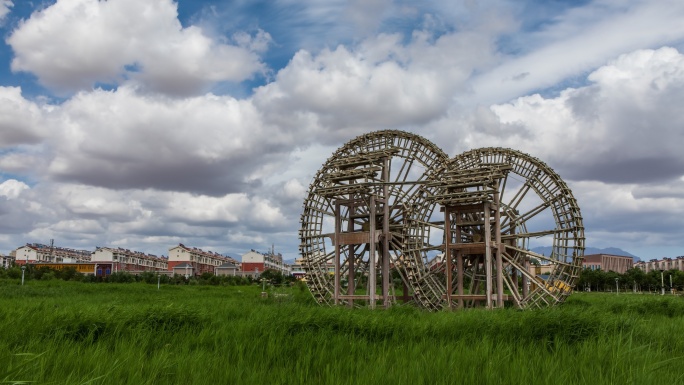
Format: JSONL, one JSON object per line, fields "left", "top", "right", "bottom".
{"left": 1, "top": 0, "right": 684, "bottom": 260}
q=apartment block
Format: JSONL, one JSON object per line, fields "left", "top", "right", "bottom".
{"left": 168, "top": 244, "right": 239, "bottom": 276}
{"left": 634, "top": 257, "right": 684, "bottom": 273}
{"left": 13, "top": 243, "right": 91, "bottom": 265}
{"left": 91, "top": 247, "right": 168, "bottom": 272}
{"left": 0, "top": 253, "right": 14, "bottom": 268}
{"left": 242, "top": 249, "right": 286, "bottom": 275}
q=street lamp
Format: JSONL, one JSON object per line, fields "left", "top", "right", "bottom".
{"left": 670, "top": 274, "right": 673, "bottom": 295}
{"left": 260, "top": 277, "right": 269, "bottom": 298}
{"left": 21, "top": 265, "right": 26, "bottom": 286}
{"left": 660, "top": 269, "right": 665, "bottom": 296}
{"left": 615, "top": 277, "right": 619, "bottom": 295}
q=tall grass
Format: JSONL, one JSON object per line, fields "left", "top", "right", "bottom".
{"left": 1, "top": 280, "right": 683, "bottom": 384}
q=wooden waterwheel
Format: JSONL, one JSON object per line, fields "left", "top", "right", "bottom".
{"left": 300, "top": 130, "right": 585, "bottom": 311}
{"left": 403, "top": 147, "right": 585, "bottom": 310}
{"left": 299, "top": 130, "right": 447, "bottom": 308}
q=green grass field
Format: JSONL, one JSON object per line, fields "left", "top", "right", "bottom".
{"left": 1, "top": 279, "right": 683, "bottom": 385}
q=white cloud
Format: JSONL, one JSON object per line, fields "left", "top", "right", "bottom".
{"left": 283, "top": 179, "right": 306, "bottom": 200}
{"left": 30, "top": 86, "right": 295, "bottom": 195}
{"left": 470, "top": 0, "right": 684, "bottom": 104}
{"left": 485, "top": 47, "right": 684, "bottom": 184}
{"left": 254, "top": 29, "right": 499, "bottom": 141}
{"left": 52, "top": 219, "right": 104, "bottom": 234}
{"left": 0, "top": 87, "right": 47, "bottom": 147}
{"left": 7, "top": 0, "right": 267, "bottom": 95}
{"left": 454, "top": 47, "right": 684, "bottom": 257}
{"left": 0, "top": 179, "right": 28, "bottom": 199}
{"left": 0, "top": 1, "right": 12, "bottom": 24}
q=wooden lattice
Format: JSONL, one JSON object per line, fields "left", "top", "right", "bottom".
{"left": 300, "top": 132, "right": 584, "bottom": 310}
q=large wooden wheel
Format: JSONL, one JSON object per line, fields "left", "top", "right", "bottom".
{"left": 403, "top": 147, "right": 585, "bottom": 309}
{"left": 299, "top": 130, "right": 447, "bottom": 307}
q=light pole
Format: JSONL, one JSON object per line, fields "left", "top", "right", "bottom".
{"left": 157, "top": 272, "right": 161, "bottom": 290}
{"left": 21, "top": 265, "right": 26, "bottom": 286}
{"left": 615, "top": 277, "right": 619, "bottom": 295}
{"left": 670, "top": 274, "right": 673, "bottom": 295}
{"left": 660, "top": 270, "right": 665, "bottom": 296}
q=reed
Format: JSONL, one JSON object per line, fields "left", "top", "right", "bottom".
{"left": 1, "top": 280, "right": 682, "bottom": 384}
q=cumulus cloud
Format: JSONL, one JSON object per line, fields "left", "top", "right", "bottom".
{"left": 30, "top": 86, "right": 296, "bottom": 195}
{"left": 7, "top": 0, "right": 267, "bottom": 95}
{"left": 0, "top": 179, "right": 28, "bottom": 199}
{"left": 254, "top": 29, "right": 499, "bottom": 142}
{"left": 0, "top": 87, "right": 47, "bottom": 147}
{"left": 486, "top": 47, "right": 684, "bottom": 184}
{"left": 451, "top": 47, "right": 684, "bottom": 256}
{"left": 1, "top": 181, "right": 290, "bottom": 255}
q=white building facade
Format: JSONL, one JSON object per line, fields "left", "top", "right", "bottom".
{"left": 635, "top": 257, "right": 684, "bottom": 273}
{"left": 91, "top": 247, "right": 168, "bottom": 272}
{"left": 241, "top": 249, "right": 287, "bottom": 275}
{"left": 168, "top": 244, "right": 239, "bottom": 276}
{"left": 13, "top": 243, "right": 91, "bottom": 265}
{"left": 0, "top": 253, "right": 14, "bottom": 268}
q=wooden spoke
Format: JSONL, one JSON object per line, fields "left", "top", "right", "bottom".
{"left": 301, "top": 134, "right": 584, "bottom": 310}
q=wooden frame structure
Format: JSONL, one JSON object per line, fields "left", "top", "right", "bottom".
{"left": 300, "top": 132, "right": 585, "bottom": 310}
{"left": 299, "top": 130, "right": 447, "bottom": 308}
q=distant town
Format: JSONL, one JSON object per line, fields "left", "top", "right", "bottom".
{"left": 1, "top": 242, "right": 683, "bottom": 280}
{"left": 0, "top": 242, "right": 307, "bottom": 279}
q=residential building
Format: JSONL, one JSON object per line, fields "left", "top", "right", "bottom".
{"left": 241, "top": 248, "right": 287, "bottom": 275}
{"left": 0, "top": 253, "right": 14, "bottom": 268}
{"left": 215, "top": 262, "right": 239, "bottom": 276}
{"left": 290, "top": 256, "right": 334, "bottom": 279}
{"left": 634, "top": 257, "right": 684, "bottom": 273}
{"left": 91, "top": 247, "right": 168, "bottom": 272}
{"left": 13, "top": 243, "right": 91, "bottom": 265}
{"left": 168, "top": 244, "right": 239, "bottom": 276}
{"left": 582, "top": 254, "right": 634, "bottom": 274}
{"left": 290, "top": 258, "right": 307, "bottom": 279}
{"left": 172, "top": 262, "right": 194, "bottom": 277}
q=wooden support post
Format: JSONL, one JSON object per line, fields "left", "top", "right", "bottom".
{"left": 522, "top": 256, "right": 529, "bottom": 299}
{"left": 369, "top": 195, "right": 377, "bottom": 309}
{"left": 334, "top": 202, "right": 341, "bottom": 305}
{"left": 455, "top": 210, "right": 464, "bottom": 309}
{"left": 445, "top": 206, "right": 453, "bottom": 309}
{"left": 484, "top": 202, "right": 493, "bottom": 309}
{"left": 495, "top": 189, "right": 504, "bottom": 308}
{"left": 347, "top": 203, "right": 355, "bottom": 308}
{"left": 382, "top": 157, "right": 391, "bottom": 309}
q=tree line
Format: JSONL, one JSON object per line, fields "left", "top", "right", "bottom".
{"left": 577, "top": 267, "right": 684, "bottom": 293}
{"left": 0, "top": 264, "right": 296, "bottom": 286}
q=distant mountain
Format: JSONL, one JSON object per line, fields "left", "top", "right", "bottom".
{"left": 531, "top": 246, "right": 640, "bottom": 262}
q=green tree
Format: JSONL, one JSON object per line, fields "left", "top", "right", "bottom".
{"left": 624, "top": 268, "right": 647, "bottom": 292}
{"left": 260, "top": 269, "right": 284, "bottom": 285}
